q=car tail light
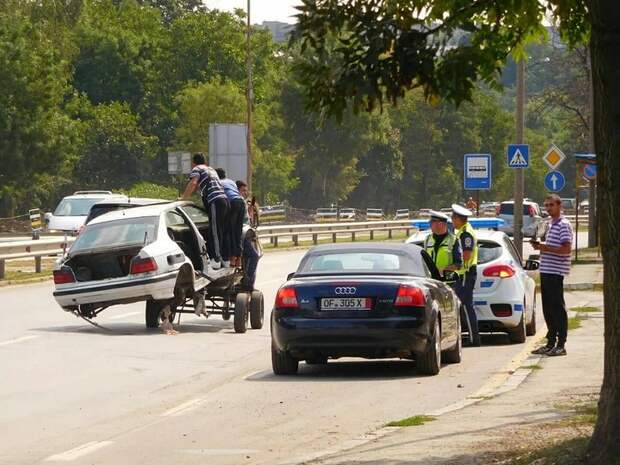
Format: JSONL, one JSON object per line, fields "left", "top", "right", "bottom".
{"left": 483, "top": 264, "right": 516, "bottom": 279}
{"left": 275, "top": 287, "right": 298, "bottom": 308}
{"left": 130, "top": 257, "right": 158, "bottom": 274}
{"left": 491, "top": 304, "right": 513, "bottom": 317}
{"left": 394, "top": 285, "right": 426, "bottom": 307}
{"left": 53, "top": 268, "right": 75, "bottom": 284}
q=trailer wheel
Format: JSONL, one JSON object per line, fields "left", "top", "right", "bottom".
{"left": 234, "top": 293, "right": 249, "bottom": 333}
{"left": 146, "top": 300, "right": 163, "bottom": 328}
{"left": 250, "top": 290, "right": 264, "bottom": 329}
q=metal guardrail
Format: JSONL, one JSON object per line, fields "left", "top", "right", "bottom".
{"left": 0, "top": 237, "right": 74, "bottom": 279}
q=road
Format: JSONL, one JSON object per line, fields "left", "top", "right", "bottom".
{"left": 0, "top": 242, "right": 568, "bottom": 465}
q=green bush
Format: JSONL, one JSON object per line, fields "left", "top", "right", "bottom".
{"left": 123, "top": 182, "right": 179, "bottom": 201}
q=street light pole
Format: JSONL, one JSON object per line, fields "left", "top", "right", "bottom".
{"left": 514, "top": 59, "right": 525, "bottom": 257}
{"left": 246, "top": 0, "right": 253, "bottom": 191}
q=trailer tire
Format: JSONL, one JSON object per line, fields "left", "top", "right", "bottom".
{"left": 250, "top": 290, "right": 264, "bottom": 329}
{"left": 234, "top": 293, "right": 249, "bottom": 333}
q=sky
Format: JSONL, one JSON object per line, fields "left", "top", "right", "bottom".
{"left": 205, "top": 0, "right": 302, "bottom": 24}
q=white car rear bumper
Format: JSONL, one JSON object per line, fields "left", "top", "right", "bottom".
{"left": 53, "top": 271, "right": 178, "bottom": 309}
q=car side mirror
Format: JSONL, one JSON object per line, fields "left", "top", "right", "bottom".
{"left": 541, "top": 212, "right": 549, "bottom": 218}
{"left": 443, "top": 271, "right": 458, "bottom": 282}
{"left": 524, "top": 260, "right": 540, "bottom": 271}
{"left": 287, "top": 272, "right": 296, "bottom": 280}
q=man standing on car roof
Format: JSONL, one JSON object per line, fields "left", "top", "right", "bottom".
{"left": 180, "top": 153, "right": 229, "bottom": 270}
{"left": 423, "top": 211, "right": 463, "bottom": 281}
{"left": 452, "top": 204, "right": 481, "bottom": 346}
{"left": 215, "top": 168, "right": 245, "bottom": 268}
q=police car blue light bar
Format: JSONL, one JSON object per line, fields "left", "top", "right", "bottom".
{"left": 412, "top": 217, "right": 505, "bottom": 231}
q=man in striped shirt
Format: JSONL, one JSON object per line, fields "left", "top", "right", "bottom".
{"left": 531, "top": 194, "right": 573, "bottom": 356}
{"left": 180, "top": 153, "right": 230, "bottom": 270}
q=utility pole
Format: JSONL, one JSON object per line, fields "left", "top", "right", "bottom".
{"left": 514, "top": 59, "right": 525, "bottom": 257}
{"left": 246, "top": 0, "right": 253, "bottom": 191}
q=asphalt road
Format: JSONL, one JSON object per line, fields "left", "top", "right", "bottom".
{"left": 0, "top": 240, "right": 560, "bottom": 465}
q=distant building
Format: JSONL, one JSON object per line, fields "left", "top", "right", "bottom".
{"left": 261, "top": 21, "right": 295, "bottom": 43}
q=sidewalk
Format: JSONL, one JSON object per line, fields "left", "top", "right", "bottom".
{"left": 565, "top": 262, "right": 603, "bottom": 290}
{"left": 309, "top": 290, "right": 604, "bottom": 465}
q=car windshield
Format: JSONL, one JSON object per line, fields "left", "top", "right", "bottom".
{"left": 70, "top": 217, "right": 158, "bottom": 254}
{"left": 54, "top": 198, "right": 108, "bottom": 216}
{"left": 478, "top": 241, "right": 503, "bottom": 264}
{"left": 297, "top": 249, "right": 425, "bottom": 276}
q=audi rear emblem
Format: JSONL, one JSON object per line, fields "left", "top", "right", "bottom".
{"left": 335, "top": 287, "right": 357, "bottom": 295}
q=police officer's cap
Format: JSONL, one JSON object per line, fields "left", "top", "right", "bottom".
{"left": 451, "top": 204, "right": 472, "bottom": 218}
{"left": 429, "top": 210, "right": 449, "bottom": 222}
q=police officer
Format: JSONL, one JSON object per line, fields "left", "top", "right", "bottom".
{"left": 452, "top": 204, "right": 481, "bottom": 346}
{"left": 423, "top": 211, "right": 462, "bottom": 282}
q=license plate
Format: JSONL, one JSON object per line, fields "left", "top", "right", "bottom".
{"left": 320, "top": 297, "right": 372, "bottom": 310}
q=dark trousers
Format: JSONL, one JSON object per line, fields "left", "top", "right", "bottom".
{"left": 242, "top": 236, "right": 259, "bottom": 289}
{"left": 204, "top": 197, "right": 229, "bottom": 262}
{"left": 228, "top": 198, "right": 246, "bottom": 258}
{"left": 455, "top": 268, "right": 480, "bottom": 343}
{"left": 540, "top": 273, "right": 567, "bottom": 347}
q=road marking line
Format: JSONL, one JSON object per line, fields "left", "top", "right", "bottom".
{"left": 0, "top": 335, "right": 38, "bottom": 347}
{"left": 44, "top": 441, "right": 114, "bottom": 461}
{"left": 107, "top": 311, "right": 142, "bottom": 320}
{"left": 162, "top": 397, "right": 208, "bottom": 417}
{"left": 178, "top": 448, "right": 260, "bottom": 456}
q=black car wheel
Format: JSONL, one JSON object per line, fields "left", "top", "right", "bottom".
{"left": 418, "top": 317, "right": 441, "bottom": 375}
{"left": 271, "top": 343, "right": 299, "bottom": 375}
{"left": 509, "top": 311, "right": 527, "bottom": 343}
{"left": 526, "top": 296, "right": 537, "bottom": 336}
{"left": 234, "top": 293, "right": 249, "bottom": 333}
{"left": 442, "top": 318, "right": 462, "bottom": 364}
{"left": 145, "top": 300, "right": 163, "bottom": 328}
{"left": 249, "top": 290, "right": 264, "bottom": 330}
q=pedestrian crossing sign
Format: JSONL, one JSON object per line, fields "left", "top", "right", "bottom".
{"left": 507, "top": 144, "right": 529, "bottom": 168}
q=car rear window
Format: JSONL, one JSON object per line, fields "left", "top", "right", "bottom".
{"left": 499, "top": 204, "right": 532, "bottom": 215}
{"left": 478, "top": 241, "right": 503, "bottom": 264}
{"left": 70, "top": 217, "right": 158, "bottom": 254}
{"left": 54, "top": 198, "right": 108, "bottom": 216}
{"left": 297, "top": 250, "right": 425, "bottom": 276}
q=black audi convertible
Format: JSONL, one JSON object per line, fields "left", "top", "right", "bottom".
{"left": 271, "top": 243, "right": 463, "bottom": 376}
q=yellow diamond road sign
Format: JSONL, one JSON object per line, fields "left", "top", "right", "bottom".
{"left": 543, "top": 145, "right": 566, "bottom": 170}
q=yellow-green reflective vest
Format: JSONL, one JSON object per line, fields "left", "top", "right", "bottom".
{"left": 456, "top": 222, "right": 478, "bottom": 273}
{"left": 424, "top": 233, "right": 458, "bottom": 273}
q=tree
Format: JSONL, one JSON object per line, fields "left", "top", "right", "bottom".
{"left": 292, "top": 1, "right": 619, "bottom": 463}
{"left": 0, "top": 8, "right": 83, "bottom": 215}
{"left": 73, "top": 102, "right": 158, "bottom": 189}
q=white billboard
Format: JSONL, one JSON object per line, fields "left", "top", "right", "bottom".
{"left": 208, "top": 123, "right": 248, "bottom": 182}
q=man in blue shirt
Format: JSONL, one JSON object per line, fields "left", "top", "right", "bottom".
{"left": 216, "top": 168, "right": 246, "bottom": 268}
{"left": 180, "top": 153, "right": 229, "bottom": 269}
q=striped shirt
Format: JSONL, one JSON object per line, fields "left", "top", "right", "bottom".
{"left": 540, "top": 216, "right": 573, "bottom": 276}
{"left": 189, "top": 165, "right": 227, "bottom": 204}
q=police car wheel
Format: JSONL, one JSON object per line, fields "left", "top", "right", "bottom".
{"left": 509, "top": 312, "right": 527, "bottom": 344}
{"left": 526, "top": 297, "right": 537, "bottom": 336}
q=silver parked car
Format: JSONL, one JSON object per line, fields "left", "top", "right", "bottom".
{"left": 497, "top": 200, "right": 545, "bottom": 238}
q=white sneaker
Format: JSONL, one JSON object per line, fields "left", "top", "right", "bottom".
{"left": 210, "top": 261, "right": 221, "bottom": 270}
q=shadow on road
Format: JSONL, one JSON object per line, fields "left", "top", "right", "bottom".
{"left": 31, "top": 319, "right": 234, "bottom": 336}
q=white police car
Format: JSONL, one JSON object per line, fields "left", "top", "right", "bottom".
{"left": 45, "top": 191, "right": 127, "bottom": 233}
{"left": 406, "top": 230, "right": 538, "bottom": 343}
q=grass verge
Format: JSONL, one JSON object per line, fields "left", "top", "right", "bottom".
{"left": 520, "top": 364, "right": 542, "bottom": 370}
{"left": 1, "top": 270, "right": 52, "bottom": 282}
{"left": 571, "top": 306, "right": 600, "bottom": 313}
{"left": 568, "top": 315, "right": 584, "bottom": 331}
{"left": 386, "top": 415, "right": 436, "bottom": 427}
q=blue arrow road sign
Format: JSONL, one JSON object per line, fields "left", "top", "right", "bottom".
{"left": 507, "top": 144, "right": 529, "bottom": 168}
{"left": 464, "top": 154, "right": 492, "bottom": 190}
{"left": 544, "top": 170, "right": 566, "bottom": 192}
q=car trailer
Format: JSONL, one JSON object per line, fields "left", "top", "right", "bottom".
{"left": 145, "top": 270, "right": 264, "bottom": 334}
